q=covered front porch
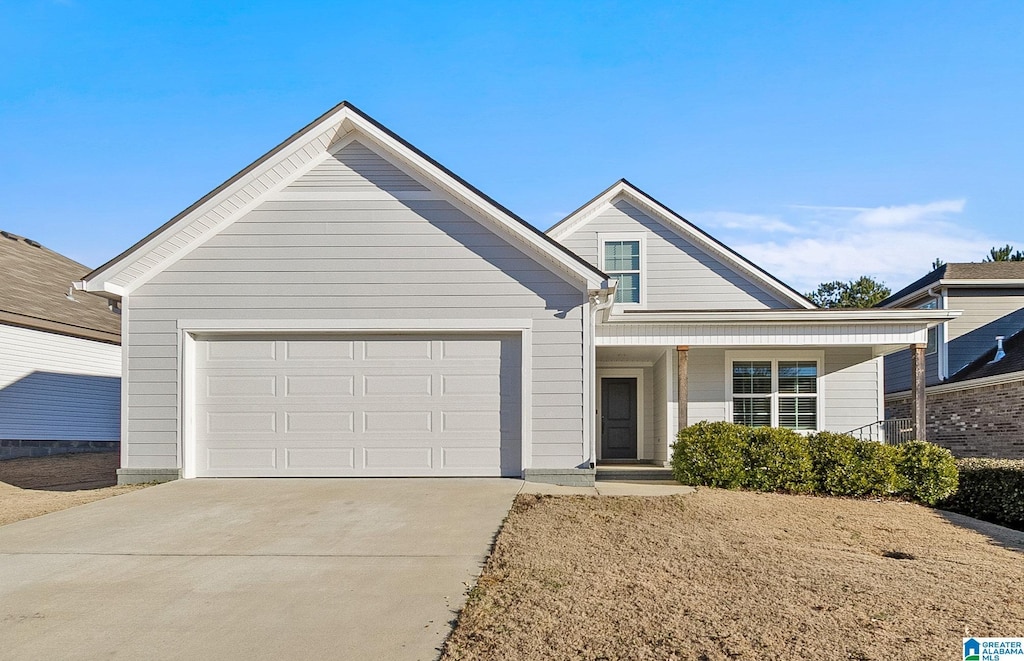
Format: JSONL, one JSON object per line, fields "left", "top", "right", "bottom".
{"left": 591, "top": 308, "right": 960, "bottom": 466}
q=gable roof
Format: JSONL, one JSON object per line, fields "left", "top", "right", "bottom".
{"left": 878, "top": 262, "right": 1024, "bottom": 307}
{"left": 79, "top": 101, "right": 609, "bottom": 297}
{"left": 0, "top": 231, "right": 120, "bottom": 344}
{"left": 547, "top": 179, "right": 816, "bottom": 309}
{"left": 946, "top": 325, "right": 1024, "bottom": 383}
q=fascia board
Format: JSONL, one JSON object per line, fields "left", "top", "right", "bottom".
{"left": 549, "top": 180, "right": 815, "bottom": 309}
{"left": 82, "top": 102, "right": 608, "bottom": 296}
{"left": 606, "top": 309, "right": 962, "bottom": 325}
{"left": 81, "top": 103, "right": 353, "bottom": 293}
{"left": 882, "top": 278, "right": 1024, "bottom": 308}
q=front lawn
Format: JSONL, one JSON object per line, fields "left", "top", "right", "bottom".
{"left": 442, "top": 489, "right": 1023, "bottom": 661}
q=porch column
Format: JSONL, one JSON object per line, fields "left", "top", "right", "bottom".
{"left": 910, "top": 343, "right": 927, "bottom": 441}
{"left": 677, "top": 346, "right": 689, "bottom": 431}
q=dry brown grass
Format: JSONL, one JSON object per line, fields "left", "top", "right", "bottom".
{"left": 0, "top": 452, "right": 146, "bottom": 526}
{"left": 442, "top": 489, "right": 1024, "bottom": 661}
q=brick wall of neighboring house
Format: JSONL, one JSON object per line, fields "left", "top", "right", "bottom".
{"left": 885, "top": 376, "right": 1024, "bottom": 459}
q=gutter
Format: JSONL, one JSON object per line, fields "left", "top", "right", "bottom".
{"left": 882, "top": 279, "right": 1024, "bottom": 308}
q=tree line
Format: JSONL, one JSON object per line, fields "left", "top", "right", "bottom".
{"left": 806, "top": 245, "right": 1023, "bottom": 308}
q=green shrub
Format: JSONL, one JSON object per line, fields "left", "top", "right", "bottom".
{"left": 808, "top": 432, "right": 900, "bottom": 497}
{"left": 941, "top": 458, "right": 1024, "bottom": 531}
{"left": 671, "top": 421, "right": 749, "bottom": 488}
{"left": 743, "top": 427, "right": 815, "bottom": 493}
{"left": 894, "top": 441, "right": 959, "bottom": 505}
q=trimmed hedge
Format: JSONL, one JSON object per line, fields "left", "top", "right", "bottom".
{"left": 671, "top": 421, "right": 960, "bottom": 505}
{"left": 941, "top": 458, "right": 1024, "bottom": 531}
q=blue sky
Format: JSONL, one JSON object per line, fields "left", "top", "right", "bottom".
{"left": 2, "top": 1, "right": 1022, "bottom": 292}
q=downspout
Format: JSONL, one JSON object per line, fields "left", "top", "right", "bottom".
{"left": 587, "top": 281, "right": 617, "bottom": 468}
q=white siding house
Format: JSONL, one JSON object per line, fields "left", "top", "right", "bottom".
{"left": 0, "top": 233, "right": 121, "bottom": 459}
{"left": 78, "top": 103, "right": 953, "bottom": 485}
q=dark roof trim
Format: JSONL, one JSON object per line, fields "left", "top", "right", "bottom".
{"left": 86, "top": 101, "right": 609, "bottom": 285}
{"left": 876, "top": 265, "right": 946, "bottom": 307}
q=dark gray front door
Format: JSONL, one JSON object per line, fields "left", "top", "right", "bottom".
{"left": 601, "top": 378, "right": 637, "bottom": 460}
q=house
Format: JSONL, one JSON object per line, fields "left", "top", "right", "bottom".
{"left": 886, "top": 327, "right": 1024, "bottom": 458}
{"left": 878, "top": 262, "right": 1024, "bottom": 458}
{"left": 878, "top": 262, "right": 1024, "bottom": 391}
{"left": 0, "top": 231, "right": 121, "bottom": 459}
{"left": 76, "top": 102, "right": 955, "bottom": 485}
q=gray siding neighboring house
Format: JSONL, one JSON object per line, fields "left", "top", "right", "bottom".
{"left": 880, "top": 263, "right": 1024, "bottom": 393}
{"left": 78, "top": 103, "right": 952, "bottom": 485}
{"left": 0, "top": 232, "right": 121, "bottom": 459}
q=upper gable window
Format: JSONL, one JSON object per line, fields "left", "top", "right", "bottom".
{"left": 600, "top": 234, "right": 645, "bottom": 305}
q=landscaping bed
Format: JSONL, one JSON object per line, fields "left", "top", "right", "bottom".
{"left": 442, "top": 489, "right": 1024, "bottom": 661}
{"left": 0, "top": 452, "right": 146, "bottom": 526}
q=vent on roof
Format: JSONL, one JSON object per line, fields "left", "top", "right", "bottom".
{"left": 24, "top": 238, "right": 41, "bottom": 248}
{"left": 0, "top": 230, "right": 17, "bottom": 240}
{"left": 988, "top": 336, "right": 1006, "bottom": 364}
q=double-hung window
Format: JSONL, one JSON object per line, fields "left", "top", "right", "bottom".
{"left": 601, "top": 234, "right": 644, "bottom": 305}
{"left": 730, "top": 356, "right": 820, "bottom": 430}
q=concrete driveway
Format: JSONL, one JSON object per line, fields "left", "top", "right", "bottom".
{"left": 0, "top": 478, "right": 522, "bottom": 661}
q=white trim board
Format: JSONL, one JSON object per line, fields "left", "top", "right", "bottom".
{"left": 548, "top": 180, "right": 815, "bottom": 309}
{"left": 79, "top": 102, "right": 611, "bottom": 298}
{"left": 596, "top": 368, "right": 645, "bottom": 461}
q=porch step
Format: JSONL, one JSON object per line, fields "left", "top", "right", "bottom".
{"left": 596, "top": 465, "right": 676, "bottom": 482}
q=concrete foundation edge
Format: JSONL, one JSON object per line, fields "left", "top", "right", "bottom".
{"left": 117, "top": 468, "right": 181, "bottom": 485}
{"left": 522, "top": 468, "right": 596, "bottom": 487}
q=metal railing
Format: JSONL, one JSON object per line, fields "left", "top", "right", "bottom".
{"left": 845, "top": 418, "right": 916, "bottom": 445}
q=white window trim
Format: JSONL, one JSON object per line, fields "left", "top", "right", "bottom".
{"left": 598, "top": 232, "right": 647, "bottom": 308}
{"left": 723, "top": 350, "right": 824, "bottom": 432}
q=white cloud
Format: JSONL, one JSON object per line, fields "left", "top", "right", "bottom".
{"left": 696, "top": 199, "right": 1016, "bottom": 293}
{"left": 695, "top": 211, "right": 798, "bottom": 234}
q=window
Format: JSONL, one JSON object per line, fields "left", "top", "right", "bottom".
{"left": 917, "top": 298, "right": 939, "bottom": 355}
{"left": 731, "top": 359, "right": 818, "bottom": 430}
{"left": 602, "top": 238, "right": 642, "bottom": 304}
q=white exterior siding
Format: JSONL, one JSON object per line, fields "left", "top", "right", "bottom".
{"left": 125, "top": 196, "right": 587, "bottom": 472}
{"left": 821, "top": 349, "right": 882, "bottom": 432}
{"left": 0, "top": 324, "right": 121, "bottom": 441}
{"left": 684, "top": 346, "right": 879, "bottom": 433}
{"left": 558, "top": 200, "right": 788, "bottom": 310}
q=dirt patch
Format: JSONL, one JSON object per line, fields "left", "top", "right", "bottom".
{"left": 0, "top": 453, "right": 147, "bottom": 526}
{"left": 442, "top": 489, "right": 1024, "bottom": 661}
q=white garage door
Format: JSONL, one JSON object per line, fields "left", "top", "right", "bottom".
{"left": 192, "top": 334, "right": 521, "bottom": 477}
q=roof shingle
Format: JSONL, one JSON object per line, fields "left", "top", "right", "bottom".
{"left": 0, "top": 231, "right": 120, "bottom": 343}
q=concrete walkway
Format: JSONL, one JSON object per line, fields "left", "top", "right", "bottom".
{"left": 0, "top": 478, "right": 522, "bottom": 661}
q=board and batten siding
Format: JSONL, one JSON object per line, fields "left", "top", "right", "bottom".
{"left": 558, "top": 200, "right": 788, "bottom": 310}
{"left": 0, "top": 324, "right": 121, "bottom": 441}
{"left": 124, "top": 141, "right": 588, "bottom": 471}
{"left": 684, "top": 347, "right": 879, "bottom": 433}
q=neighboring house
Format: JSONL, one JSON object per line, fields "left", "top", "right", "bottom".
{"left": 887, "top": 327, "right": 1024, "bottom": 459}
{"left": 878, "top": 262, "right": 1024, "bottom": 392}
{"left": 878, "top": 262, "right": 1024, "bottom": 458}
{"left": 0, "top": 231, "right": 121, "bottom": 459}
{"left": 76, "top": 102, "right": 953, "bottom": 486}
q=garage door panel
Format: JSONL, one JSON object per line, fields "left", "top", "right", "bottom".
{"left": 284, "top": 375, "right": 354, "bottom": 397}
{"left": 193, "top": 333, "right": 520, "bottom": 477}
{"left": 283, "top": 340, "right": 354, "bottom": 361}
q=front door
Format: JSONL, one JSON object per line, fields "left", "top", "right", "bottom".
{"left": 601, "top": 378, "right": 637, "bottom": 460}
